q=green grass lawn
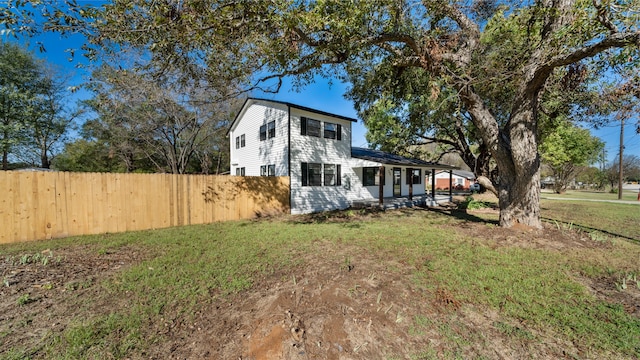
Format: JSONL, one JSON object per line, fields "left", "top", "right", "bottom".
{"left": 2, "top": 201, "right": 639, "bottom": 359}
{"left": 540, "top": 200, "right": 640, "bottom": 240}
{"left": 542, "top": 189, "right": 639, "bottom": 202}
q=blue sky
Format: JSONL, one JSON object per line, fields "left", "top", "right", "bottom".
{"left": 7, "top": 16, "right": 638, "bottom": 164}
{"left": 8, "top": 27, "right": 372, "bottom": 146}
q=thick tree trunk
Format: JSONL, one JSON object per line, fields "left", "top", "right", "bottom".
{"left": 458, "top": 83, "right": 543, "bottom": 229}
{"left": 496, "top": 167, "right": 541, "bottom": 228}
{"left": 41, "top": 152, "right": 50, "bottom": 169}
{"left": 496, "top": 87, "right": 542, "bottom": 228}
{"left": 2, "top": 123, "right": 8, "bottom": 170}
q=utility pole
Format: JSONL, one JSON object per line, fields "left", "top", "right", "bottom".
{"left": 618, "top": 118, "right": 624, "bottom": 200}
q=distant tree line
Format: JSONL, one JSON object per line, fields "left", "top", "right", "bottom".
{"left": 0, "top": 43, "right": 235, "bottom": 174}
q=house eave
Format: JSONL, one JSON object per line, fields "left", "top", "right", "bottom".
{"left": 226, "top": 97, "right": 357, "bottom": 137}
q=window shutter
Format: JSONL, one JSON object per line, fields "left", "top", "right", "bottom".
{"left": 336, "top": 164, "right": 342, "bottom": 186}
{"left": 301, "top": 162, "right": 308, "bottom": 186}
{"left": 301, "top": 117, "right": 307, "bottom": 135}
{"left": 406, "top": 168, "right": 412, "bottom": 184}
{"left": 337, "top": 124, "right": 342, "bottom": 140}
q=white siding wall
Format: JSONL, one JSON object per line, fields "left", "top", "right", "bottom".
{"left": 289, "top": 109, "right": 360, "bottom": 214}
{"left": 347, "top": 158, "right": 386, "bottom": 199}
{"left": 349, "top": 164, "right": 428, "bottom": 199}
{"left": 229, "top": 100, "right": 289, "bottom": 176}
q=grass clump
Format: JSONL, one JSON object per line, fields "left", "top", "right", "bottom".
{"left": 4, "top": 250, "right": 61, "bottom": 266}
{"left": 541, "top": 200, "right": 639, "bottom": 240}
{"left": 459, "top": 196, "right": 495, "bottom": 211}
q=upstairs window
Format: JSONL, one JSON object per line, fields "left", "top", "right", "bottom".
{"left": 261, "top": 165, "right": 275, "bottom": 176}
{"left": 323, "top": 122, "right": 342, "bottom": 140}
{"left": 260, "top": 121, "right": 275, "bottom": 140}
{"left": 236, "top": 134, "right": 246, "bottom": 149}
{"left": 267, "top": 121, "right": 275, "bottom": 138}
{"left": 259, "top": 124, "right": 267, "bottom": 141}
{"left": 301, "top": 117, "right": 321, "bottom": 137}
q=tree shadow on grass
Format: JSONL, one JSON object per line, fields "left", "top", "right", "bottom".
{"left": 428, "top": 206, "right": 500, "bottom": 226}
{"left": 289, "top": 204, "right": 500, "bottom": 228}
{"left": 288, "top": 207, "right": 384, "bottom": 225}
{"left": 540, "top": 216, "right": 640, "bottom": 243}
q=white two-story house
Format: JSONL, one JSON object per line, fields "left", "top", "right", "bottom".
{"left": 228, "top": 98, "right": 456, "bottom": 214}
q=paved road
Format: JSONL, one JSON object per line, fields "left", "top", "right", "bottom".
{"left": 622, "top": 183, "right": 640, "bottom": 191}
{"left": 541, "top": 196, "right": 640, "bottom": 205}
{"left": 540, "top": 184, "right": 640, "bottom": 205}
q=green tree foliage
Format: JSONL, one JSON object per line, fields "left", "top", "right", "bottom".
{"left": 0, "top": 42, "right": 74, "bottom": 169}
{"left": 80, "top": 63, "right": 235, "bottom": 174}
{"left": 575, "top": 166, "right": 608, "bottom": 190}
{"left": 52, "top": 139, "right": 122, "bottom": 172}
{"left": 0, "top": 42, "right": 39, "bottom": 170}
{"left": 5, "top": 0, "right": 639, "bottom": 227}
{"left": 539, "top": 122, "right": 604, "bottom": 193}
{"left": 346, "top": 63, "right": 494, "bottom": 178}
{"left": 16, "top": 68, "right": 78, "bottom": 168}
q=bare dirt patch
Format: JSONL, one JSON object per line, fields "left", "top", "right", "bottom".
{"left": 0, "top": 245, "right": 146, "bottom": 356}
{"left": 455, "top": 214, "right": 611, "bottom": 251}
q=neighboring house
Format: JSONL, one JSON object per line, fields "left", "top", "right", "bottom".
{"left": 434, "top": 170, "right": 476, "bottom": 190}
{"left": 228, "top": 98, "right": 456, "bottom": 214}
{"left": 541, "top": 176, "right": 555, "bottom": 189}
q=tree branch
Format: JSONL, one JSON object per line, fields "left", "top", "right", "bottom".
{"left": 546, "top": 31, "right": 640, "bottom": 70}
{"left": 592, "top": 0, "right": 619, "bottom": 34}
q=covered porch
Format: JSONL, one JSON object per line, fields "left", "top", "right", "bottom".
{"left": 349, "top": 147, "right": 459, "bottom": 208}
{"left": 351, "top": 193, "right": 454, "bottom": 210}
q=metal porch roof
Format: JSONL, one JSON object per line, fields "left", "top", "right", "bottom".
{"left": 351, "top": 147, "right": 458, "bottom": 170}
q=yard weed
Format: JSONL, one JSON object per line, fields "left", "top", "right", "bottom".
{"left": 16, "top": 293, "right": 33, "bottom": 306}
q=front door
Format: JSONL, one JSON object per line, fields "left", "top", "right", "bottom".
{"left": 393, "top": 168, "right": 402, "bottom": 197}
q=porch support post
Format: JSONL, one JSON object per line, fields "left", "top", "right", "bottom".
{"left": 408, "top": 167, "right": 413, "bottom": 200}
{"left": 431, "top": 170, "right": 435, "bottom": 199}
{"left": 448, "top": 170, "right": 453, "bottom": 202}
{"left": 379, "top": 165, "right": 384, "bottom": 207}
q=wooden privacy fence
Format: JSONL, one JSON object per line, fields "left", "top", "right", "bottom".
{"left": 0, "top": 171, "right": 290, "bottom": 244}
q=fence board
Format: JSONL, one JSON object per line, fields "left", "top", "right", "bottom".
{"left": 0, "top": 172, "right": 13, "bottom": 244}
{"left": 0, "top": 171, "right": 289, "bottom": 244}
{"left": 42, "top": 172, "right": 56, "bottom": 240}
{"left": 16, "top": 173, "right": 32, "bottom": 242}
{"left": 55, "top": 171, "right": 70, "bottom": 238}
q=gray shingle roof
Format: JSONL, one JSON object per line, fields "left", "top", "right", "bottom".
{"left": 227, "top": 98, "right": 357, "bottom": 135}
